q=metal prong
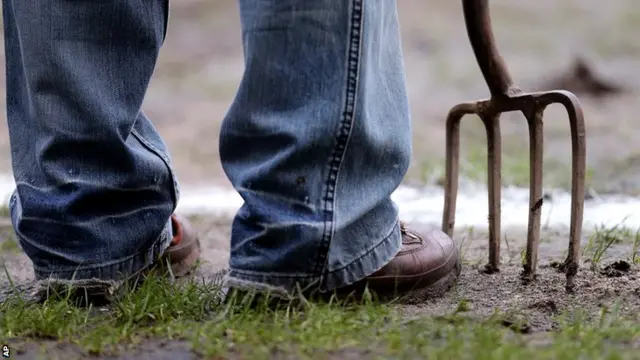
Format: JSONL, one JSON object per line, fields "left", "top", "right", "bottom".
{"left": 443, "top": 104, "right": 475, "bottom": 237}
{"left": 521, "top": 106, "right": 545, "bottom": 282}
{"left": 483, "top": 114, "right": 502, "bottom": 273}
{"left": 560, "top": 93, "right": 586, "bottom": 292}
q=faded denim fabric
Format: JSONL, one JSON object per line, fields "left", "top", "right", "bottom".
{"left": 3, "top": 0, "right": 176, "bottom": 281}
{"left": 3, "top": 0, "right": 411, "bottom": 294}
{"left": 222, "top": 0, "right": 410, "bottom": 293}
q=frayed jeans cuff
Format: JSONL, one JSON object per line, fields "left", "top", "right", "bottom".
{"left": 225, "top": 221, "right": 402, "bottom": 296}
{"left": 32, "top": 220, "right": 173, "bottom": 282}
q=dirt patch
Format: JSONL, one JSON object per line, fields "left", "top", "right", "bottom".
{"left": 392, "top": 223, "right": 640, "bottom": 333}
{"left": 405, "top": 261, "right": 640, "bottom": 331}
{"left": 600, "top": 260, "right": 633, "bottom": 277}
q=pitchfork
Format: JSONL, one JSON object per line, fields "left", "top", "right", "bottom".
{"left": 441, "top": 0, "right": 586, "bottom": 292}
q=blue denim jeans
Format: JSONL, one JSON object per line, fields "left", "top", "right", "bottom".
{"left": 3, "top": 0, "right": 411, "bottom": 293}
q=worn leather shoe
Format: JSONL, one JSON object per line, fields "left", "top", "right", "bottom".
{"left": 160, "top": 214, "right": 202, "bottom": 277}
{"left": 334, "top": 221, "right": 461, "bottom": 297}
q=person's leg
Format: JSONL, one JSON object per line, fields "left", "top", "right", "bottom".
{"left": 222, "top": 0, "right": 459, "bottom": 296}
{"left": 3, "top": 0, "right": 197, "bottom": 282}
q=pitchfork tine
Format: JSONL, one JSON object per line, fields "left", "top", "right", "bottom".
{"left": 442, "top": 103, "right": 477, "bottom": 236}
{"left": 484, "top": 114, "right": 501, "bottom": 273}
{"left": 464, "top": 0, "right": 513, "bottom": 273}
{"left": 442, "top": 109, "right": 462, "bottom": 236}
{"left": 560, "top": 92, "right": 586, "bottom": 292}
{"left": 522, "top": 107, "right": 544, "bottom": 282}
{"left": 441, "top": 0, "right": 587, "bottom": 291}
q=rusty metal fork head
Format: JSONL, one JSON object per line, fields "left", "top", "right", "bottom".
{"left": 441, "top": 0, "right": 587, "bottom": 292}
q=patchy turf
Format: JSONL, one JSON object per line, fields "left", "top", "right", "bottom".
{"left": 1, "top": 270, "right": 639, "bottom": 360}
{"left": 1, "top": 216, "right": 639, "bottom": 359}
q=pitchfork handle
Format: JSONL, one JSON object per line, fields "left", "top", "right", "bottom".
{"left": 463, "top": 0, "right": 519, "bottom": 97}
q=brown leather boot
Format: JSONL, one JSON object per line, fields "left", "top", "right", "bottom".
{"left": 333, "top": 221, "right": 461, "bottom": 298}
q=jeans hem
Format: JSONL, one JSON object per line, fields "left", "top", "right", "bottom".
{"left": 323, "top": 220, "right": 402, "bottom": 291}
{"left": 225, "top": 220, "right": 402, "bottom": 294}
{"left": 32, "top": 220, "right": 173, "bottom": 281}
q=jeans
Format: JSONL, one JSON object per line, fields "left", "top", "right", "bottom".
{"left": 3, "top": 0, "right": 411, "bottom": 293}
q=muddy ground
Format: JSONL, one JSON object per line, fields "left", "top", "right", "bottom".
{"left": 1, "top": 0, "right": 640, "bottom": 358}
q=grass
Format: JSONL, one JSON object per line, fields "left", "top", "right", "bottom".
{"left": 0, "top": 236, "right": 18, "bottom": 254}
{"left": 0, "top": 222, "right": 18, "bottom": 255}
{"left": 0, "top": 211, "right": 638, "bottom": 359}
{"left": 583, "top": 219, "right": 640, "bottom": 268}
{"left": 0, "top": 202, "right": 9, "bottom": 218}
{"left": 0, "top": 270, "right": 639, "bottom": 359}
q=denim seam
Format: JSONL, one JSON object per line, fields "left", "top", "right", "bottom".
{"left": 131, "top": 127, "right": 180, "bottom": 202}
{"left": 315, "top": 0, "right": 364, "bottom": 278}
{"left": 162, "top": 0, "right": 169, "bottom": 43}
{"left": 227, "top": 269, "right": 319, "bottom": 279}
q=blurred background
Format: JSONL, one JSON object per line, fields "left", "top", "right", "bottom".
{"left": 0, "top": 0, "right": 639, "bottom": 194}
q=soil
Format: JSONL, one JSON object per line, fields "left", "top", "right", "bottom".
{"left": 1, "top": 0, "right": 640, "bottom": 358}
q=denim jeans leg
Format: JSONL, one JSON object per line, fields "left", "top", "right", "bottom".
{"left": 222, "top": 0, "right": 410, "bottom": 294}
{"left": 2, "top": 0, "right": 179, "bottom": 281}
